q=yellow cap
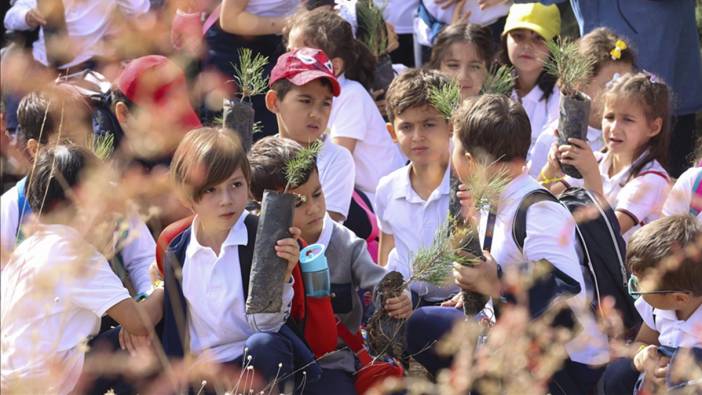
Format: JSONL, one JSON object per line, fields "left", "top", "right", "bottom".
{"left": 502, "top": 3, "right": 561, "bottom": 40}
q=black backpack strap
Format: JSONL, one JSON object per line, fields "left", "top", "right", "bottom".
{"left": 239, "top": 214, "right": 259, "bottom": 299}
{"left": 512, "top": 189, "right": 560, "bottom": 251}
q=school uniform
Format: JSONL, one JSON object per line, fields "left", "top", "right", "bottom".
{"left": 663, "top": 166, "right": 702, "bottom": 220}
{"left": 1, "top": 224, "right": 131, "bottom": 394}
{"left": 406, "top": 173, "right": 609, "bottom": 393}
{"left": 512, "top": 86, "right": 560, "bottom": 157}
{"left": 600, "top": 298, "right": 702, "bottom": 394}
{"left": 317, "top": 135, "right": 356, "bottom": 220}
{"left": 563, "top": 151, "right": 671, "bottom": 241}
{"left": 303, "top": 214, "right": 387, "bottom": 394}
{"left": 0, "top": 178, "right": 156, "bottom": 295}
{"left": 328, "top": 74, "right": 406, "bottom": 201}
{"left": 414, "top": 0, "right": 510, "bottom": 46}
{"left": 160, "top": 211, "right": 319, "bottom": 389}
{"left": 527, "top": 121, "right": 605, "bottom": 179}
{"left": 374, "top": 163, "right": 459, "bottom": 302}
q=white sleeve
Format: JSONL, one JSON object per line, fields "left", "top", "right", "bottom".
{"left": 373, "top": 177, "right": 393, "bottom": 235}
{"left": 634, "top": 297, "right": 657, "bottom": 332}
{"left": 4, "top": 0, "right": 34, "bottom": 31}
{"left": 528, "top": 129, "right": 557, "bottom": 178}
{"left": 119, "top": 216, "right": 156, "bottom": 294}
{"left": 523, "top": 200, "right": 585, "bottom": 289}
{"left": 68, "top": 252, "right": 132, "bottom": 317}
{"left": 247, "top": 278, "right": 294, "bottom": 332}
{"left": 663, "top": 168, "right": 698, "bottom": 216}
{"left": 616, "top": 174, "right": 670, "bottom": 225}
{"left": 117, "top": 0, "right": 150, "bottom": 15}
{"left": 319, "top": 146, "right": 355, "bottom": 219}
{"left": 0, "top": 187, "right": 20, "bottom": 254}
{"left": 330, "top": 88, "right": 369, "bottom": 141}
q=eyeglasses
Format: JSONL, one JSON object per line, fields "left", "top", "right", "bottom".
{"left": 627, "top": 275, "right": 689, "bottom": 299}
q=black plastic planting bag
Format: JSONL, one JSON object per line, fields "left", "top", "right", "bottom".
{"left": 246, "top": 190, "right": 295, "bottom": 314}
{"left": 558, "top": 92, "right": 591, "bottom": 179}
{"left": 449, "top": 173, "right": 489, "bottom": 316}
{"left": 223, "top": 98, "right": 255, "bottom": 152}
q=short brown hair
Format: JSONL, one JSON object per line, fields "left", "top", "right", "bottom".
{"left": 427, "top": 23, "right": 495, "bottom": 70}
{"left": 578, "top": 28, "right": 636, "bottom": 82}
{"left": 452, "top": 94, "right": 531, "bottom": 162}
{"left": 170, "top": 127, "right": 251, "bottom": 202}
{"left": 627, "top": 215, "right": 702, "bottom": 295}
{"left": 248, "top": 136, "right": 318, "bottom": 202}
{"left": 385, "top": 68, "right": 452, "bottom": 122}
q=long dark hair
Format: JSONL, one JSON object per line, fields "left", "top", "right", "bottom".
{"left": 603, "top": 72, "right": 671, "bottom": 181}
{"left": 498, "top": 33, "right": 557, "bottom": 102}
{"left": 286, "top": 8, "right": 376, "bottom": 90}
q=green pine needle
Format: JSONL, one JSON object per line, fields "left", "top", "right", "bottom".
{"left": 480, "top": 64, "right": 516, "bottom": 96}
{"left": 462, "top": 152, "right": 512, "bottom": 210}
{"left": 356, "top": 0, "right": 388, "bottom": 57}
{"left": 92, "top": 133, "right": 115, "bottom": 160}
{"left": 252, "top": 121, "right": 263, "bottom": 135}
{"left": 233, "top": 48, "right": 269, "bottom": 102}
{"left": 283, "top": 140, "right": 322, "bottom": 193}
{"left": 411, "top": 219, "right": 481, "bottom": 286}
{"left": 544, "top": 38, "right": 595, "bottom": 97}
{"left": 428, "top": 79, "right": 462, "bottom": 120}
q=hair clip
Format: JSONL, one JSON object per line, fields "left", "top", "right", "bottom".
{"left": 610, "top": 39, "right": 627, "bottom": 60}
{"left": 606, "top": 72, "right": 621, "bottom": 89}
{"left": 643, "top": 70, "right": 659, "bottom": 84}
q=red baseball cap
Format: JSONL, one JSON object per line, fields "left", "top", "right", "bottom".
{"left": 269, "top": 48, "right": 341, "bottom": 96}
{"left": 117, "top": 55, "right": 202, "bottom": 131}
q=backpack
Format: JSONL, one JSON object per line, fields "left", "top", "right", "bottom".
{"left": 55, "top": 69, "right": 124, "bottom": 154}
{"left": 512, "top": 187, "right": 641, "bottom": 333}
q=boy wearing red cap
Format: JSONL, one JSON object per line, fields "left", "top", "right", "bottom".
{"left": 265, "top": 47, "right": 355, "bottom": 223}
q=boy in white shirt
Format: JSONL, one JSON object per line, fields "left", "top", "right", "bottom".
{"left": 406, "top": 94, "right": 609, "bottom": 394}
{"left": 161, "top": 127, "right": 306, "bottom": 393}
{"left": 1, "top": 145, "right": 163, "bottom": 395}
{"left": 601, "top": 215, "right": 702, "bottom": 394}
{"left": 375, "top": 69, "right": 457, "bottom": 304}
{"left": 265, "top": 47, "right": 355, "bottom": 222}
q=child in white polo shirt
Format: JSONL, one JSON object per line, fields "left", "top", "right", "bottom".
{"left": 406, "top": 94, "right": 609, "bottom": 395}
{"left": 1, "top": 145, "right": 163, "bottom": 395}
{"left": 601, "top": 215, "right": 702, "bottom": 394}
{"left": 663, "top": 166, "right": 702, "bottom": 220}
{"left": 375, "top": 69, "right": 457, "bottom": 304}
{"left": 541, "top": 72, "right": 672, "bottom": 242}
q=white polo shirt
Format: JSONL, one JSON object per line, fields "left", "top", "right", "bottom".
{"left": 477, "top": 173, "right": 609, "bottom": 365}
{"left": 183, "top": 211, "right": 293, "bottom": 363}
{"left": 527, "top": 121, "right": 604, "bottom": 179}
{"left": 1, "top": 224, "right": 131, "bottom": 394}
{"left": 317, "top": 135, "right": 355, "bottom": 220}
{"left": 377, "top": 0, "right": 418, "bottom": 35}
{"left": 564, "top": 152, "right": 670, "bottom": 241}
{"left": 0, "top": 181, "right": 156, "bottom": 294}
{"left": 512, "top": 86, "right": 560, "bottom": 157}
{"left": 374, "top": 163, "right": 457, "bottom": 300}
{"left": 635, "top": 298, "right": 702, "bottom": 349}
{"left": 329, "top": 74, "right": 405, "bottom": 200}
{"left": 663, "top": 166, "right": 702, "bottom": 220}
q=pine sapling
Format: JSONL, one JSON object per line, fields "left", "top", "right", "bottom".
{"left": 480, "top": 64, "right": 516, "bottom": 96}
{"left": 232, "top": 48, "right": 269, "bottom": 103}
{"left": 428, "top": 79, "right": 462, "bottom": 120}
{"left": 543, "top": 38, "right": 595, "bottom": 97}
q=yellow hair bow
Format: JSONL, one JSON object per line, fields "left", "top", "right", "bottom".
{"left": 610, "top": 40, "right": 627, "bottom": 60}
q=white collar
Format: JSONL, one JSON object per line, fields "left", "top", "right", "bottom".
{"left": 652, "top": 303, "right": 702, "bottom": 333}
{"left": 186, "top": 211, "right": 249, "bottom": 260}
{"left": 390, "top": 163, "right": 451, "bottom": 203}
{"left": 314, "top": 213, "right": 335, "bottom": 248}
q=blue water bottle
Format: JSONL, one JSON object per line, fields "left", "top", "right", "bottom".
{"left": 299, "top": 244, "right": 330, "bottom": 297}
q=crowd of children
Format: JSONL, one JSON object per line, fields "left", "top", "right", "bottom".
{"left": 1, "top": 1, "right": 701, "bottom": 394}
